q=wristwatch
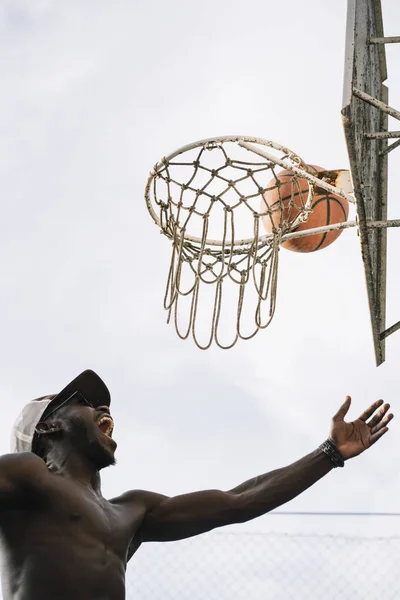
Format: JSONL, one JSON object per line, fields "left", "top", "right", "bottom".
{"left": 319, "top": 439, "right": 345, "bottom": 468}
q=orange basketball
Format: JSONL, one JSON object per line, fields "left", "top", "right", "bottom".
{"left": 260, "top": 165, "right": 349, "bottom": 252}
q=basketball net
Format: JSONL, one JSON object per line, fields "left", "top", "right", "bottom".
{"left": 145, "top": 136, "right": 354, "bottom": 349}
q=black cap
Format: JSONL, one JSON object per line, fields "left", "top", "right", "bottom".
{"left": 40, "top": 369, "right": 111, "bottom": 422}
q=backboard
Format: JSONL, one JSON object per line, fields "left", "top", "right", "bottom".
{"left": 342, "top": 0, "right": 392, "bottom": 366}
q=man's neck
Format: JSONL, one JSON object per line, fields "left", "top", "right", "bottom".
{"left": 45, "top": 449, "right": 102, "bottom": 494}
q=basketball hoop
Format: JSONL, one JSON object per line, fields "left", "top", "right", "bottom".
{"left": 145, "top": 136, "right": 355, "bottom": 349}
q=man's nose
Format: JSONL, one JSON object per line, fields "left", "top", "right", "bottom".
{"left": 97, "top": 405, "right": 110, "bottom": 414}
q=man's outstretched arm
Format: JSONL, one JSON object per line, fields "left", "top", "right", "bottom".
{"left": 134, "top": 448, "right": 333, "bottom": 542}
{"left": 129, "top": 397, "right": 392, "bottom": 542}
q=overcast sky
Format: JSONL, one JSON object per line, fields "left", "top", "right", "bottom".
{"left": 1, "top": 0, "right": 399, "bottom": 598}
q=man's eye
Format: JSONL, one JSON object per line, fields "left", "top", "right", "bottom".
{"left": 75, "top": 396, "right": 89, "bottom": 406}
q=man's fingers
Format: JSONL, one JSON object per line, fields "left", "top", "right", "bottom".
{"left": 370, "top": 426, "right": 390, "bottom": 445}
{"left": 368, "top": 403, "right": 391, "bottom": 427}
{"left": 371, "top": 412, "right": 394, "bottom": 435}
{"left": 358, "top": 399, "right": 384, "bottom": 422}
{"left": 332, "top": 396, "right": 352, "bottom": 422}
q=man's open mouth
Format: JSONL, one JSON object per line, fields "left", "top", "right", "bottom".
{"left": 96, "top": 415, "right": 114, "bottom": 438}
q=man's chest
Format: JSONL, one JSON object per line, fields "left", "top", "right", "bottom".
{"left": 4, "top": 480, "right": 144, "bottom": 561}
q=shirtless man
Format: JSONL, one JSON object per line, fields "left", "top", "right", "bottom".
{"left": 3, "top": 369, "right": 393, "bottom": 600}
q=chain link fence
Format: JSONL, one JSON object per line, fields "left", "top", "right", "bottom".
{"left": 127, "top": 518, "right": 400, "bottom": 600}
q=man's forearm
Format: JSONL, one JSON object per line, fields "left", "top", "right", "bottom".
{"left": 229, "top": 448, "right": 333, "bottom": 521}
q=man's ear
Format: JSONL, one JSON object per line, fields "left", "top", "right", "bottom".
{"left": 35, "top": 420, "right": 63, "bottom": 437}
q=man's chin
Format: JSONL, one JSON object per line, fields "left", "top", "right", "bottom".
{"left": 98, "top": 454, "right": 116, "bottom": 469}
{"left": 88, "top": 439, "right": 117, "bottom": 470}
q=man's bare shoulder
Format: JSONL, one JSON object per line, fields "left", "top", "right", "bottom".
{"left": 109, "top": 490, "right": 169, "bottom": 553}
{"left": 0, "top": 452, "right": 48, "bottom": 478}
{"left": 109, "top": 489, "right": 168, "bottom": 510}
{"left": 0, "top": 452, "right": 49, "bottom": 493}
{"left": 0, "top": 452, "right": 49, "bottom": 510}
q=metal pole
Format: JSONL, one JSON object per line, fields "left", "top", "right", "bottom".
{"left": 279, "top": 219, "right": 400, "bottom": 244}
{"left": 382, "top": 138, "right": 400, "bottom": 156}
{"left": 365, "top": 131, "right": 400, "bottom": 139}
{"left": 353, "top": 88, "right": 400, "bottom": 122}
{"left": 380, "top": 321, "right": 400, "bottom": 341}
{"left": 369, "top": 36, "right": 400, "bottom": 44}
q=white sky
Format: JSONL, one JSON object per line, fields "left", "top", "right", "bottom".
{"left": 1, "top": 0, "right": 400, "bottom": 597}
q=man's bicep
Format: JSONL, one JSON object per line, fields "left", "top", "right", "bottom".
{"left": 138, "top": 489, "right": 240, "bottom": 542}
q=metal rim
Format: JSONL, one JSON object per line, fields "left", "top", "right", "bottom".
{"left": 144, "top": 135, "right": 347, "bottom": 249}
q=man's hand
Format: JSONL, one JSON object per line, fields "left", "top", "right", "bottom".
{"left": 329, "top": 396, "right": 393, "bottom": 460}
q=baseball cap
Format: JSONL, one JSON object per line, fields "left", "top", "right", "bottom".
{"left": 11, "top": 370, "right": 111, "bottom": 454}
